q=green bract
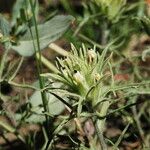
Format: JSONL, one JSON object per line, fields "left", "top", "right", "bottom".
{"left": 48, "top": 44, "right": 111, "bottom": 107}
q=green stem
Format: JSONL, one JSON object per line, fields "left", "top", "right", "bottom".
{"left": 0, "top": 48, "right": 9, "bottom": 78}
{"left": 131, "top": 96, "right": 145, "bottom": 142}
{"left": 29, "top": 0, "right": 49, "bottom": 131}
{"left": 8, "top": 81, "right": 38, "bottom": 90}
{"left": 36, "top": 52, "right": 59, "bottom": 73}
{"left": 78, "top": 33, "right": 104, "bottom": 49}
{"left": 113, "top": 123, "right": 130, "bottom": 149}
{"left": 97, "top": 101, "right": 110, "bottom": 132}
{"left": 89, "top": 103, "right": 109, "bottom": 149}
{"left": 48, "top": 43, "right": 68, "bottom": 56}
{"left": 95, "top": 120, "right": 108, "bottom": 150}
{"left": 9, "top": 57, "right": 24, "bottom": 81}
{"left": 0, "top": 121, "right": 25, "bottom": 143}
{"left": 95, "top": 101, "right": 110, "bottom": 149}
{"left": 73, "top": 17, "right": 89, "bottom": 36}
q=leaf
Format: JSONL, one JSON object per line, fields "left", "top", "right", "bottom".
{"left": 25, "top": 82, "right": 67, "bottom": 123}
{"left": 12, "top": 15, "right": 74, "bottom": 56}
{"left": 0, "top": 14, "right": 11, "bottom": 36}
{"left": 11, "top": 0, "right": 27, "bottom": 25}
{"left": 11, "top": 0, "right": 39, "bottom": 26}
{"left": 0, "top": 14, "right": 11, "bottom": 48}
{"left": 142, "top": 48, "right": 150, "bottom": 61}
{"left": 26, "top": 91, "right": 65, "bottom": 123}
{"left": 113, "top": 123, "right": 130, "bottom": 150}
{"left": 140, "top": 16, "right": 150, "bottom": 36}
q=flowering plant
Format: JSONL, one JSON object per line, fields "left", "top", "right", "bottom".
{"left": 45, "top": 44, "right": 115, "bottom": 136}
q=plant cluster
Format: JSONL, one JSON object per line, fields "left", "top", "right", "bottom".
{"left": 0, "top": 0, "right": 150, "bottom": 149}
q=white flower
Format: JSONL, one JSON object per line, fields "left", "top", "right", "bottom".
{"left": 73, "top": 71, "right": 84, "bottom": 84}
{"left": 87, "top": 49, "right": 96, "bottom": 64}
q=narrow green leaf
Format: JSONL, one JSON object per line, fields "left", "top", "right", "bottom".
{"left": 113, "top": 123, "right": 130, "bottom": 150}
{"left": 139, "top": 16, "right": 150, "bottom": 35}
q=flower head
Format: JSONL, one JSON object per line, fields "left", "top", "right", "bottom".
{"left": 49, "top": 44, "right": 111, "bottom": 106}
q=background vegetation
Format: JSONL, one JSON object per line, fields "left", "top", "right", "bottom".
{"left": 0, "top": 0, "right": 150, "bottom": 149}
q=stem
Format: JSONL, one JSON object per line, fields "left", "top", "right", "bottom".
{"left": 113, "top": 123, "right": 130, "bottom": 149}
{"left": 101, "top": 22, "right": 108, "bottom": 46}
{"left": 73, "top": 17, "right": 89, "bottom": 36}
{"left": 78, "top": 33, "right": 104, "bottom": 49}
{"left": 73, "top": 13, "right": 102, "bottom": 36}
{"left": 89, "top": 103, "right": 109, "bottom": 150}
{"left": 0, "top": 48, "right": 9, "bottom": 78}
{"left": 97, "top": 101, "right": 110, "bottom": 132}
{"left": 9, "top": 57, "right": 24, "bottom": 81}
{"left": 94, "top": 101, "right": 109, "bottom": 150}
{"left": 95, "top": 120, "right": 108, "bottom": 150}
{"left": 29, "top": 0, "right": 49, "bottom": 131}
{"left": 131, "top": 96, "right": 145, "bottom": 142}
{"left": 8, "top": 80, "right": 38, "bottom": 90}
{"left": 0, "top": 121, "right": 25, "bottom": 143}
{"left": 36, "top": 52, "right": 59, "bottom": 73}
{"left": 49, "top": 43, "right": 68, "bottom": 56}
